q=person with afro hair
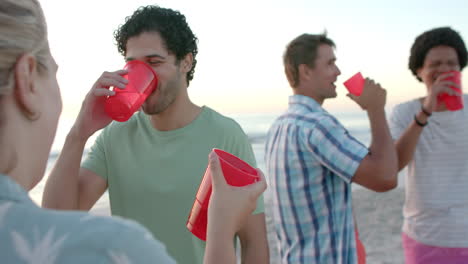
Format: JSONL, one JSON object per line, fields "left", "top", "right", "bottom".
{"left": 389, "top": 27, "right": 468, "bottom": 263}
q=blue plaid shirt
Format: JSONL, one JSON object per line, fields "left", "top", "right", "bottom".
{"left": 265, "top": 95, "right": 368, "bottom": 264}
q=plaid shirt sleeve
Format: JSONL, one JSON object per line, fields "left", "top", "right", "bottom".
{"left": 305, "top": 115, "right": 369, "bottom": 183}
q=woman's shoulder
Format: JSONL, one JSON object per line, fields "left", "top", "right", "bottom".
{"left": 2, "top": 206, "right": 174, "bottom": 263}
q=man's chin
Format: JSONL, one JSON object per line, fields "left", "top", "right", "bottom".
{"left": 141, "top": 105, "right": 150, "bottom": 114}
{"left": 141, "top": 105, "right": 156, "bottom": 115}
{"left": 142, "top": 104, "right": 167, "bottom": 116}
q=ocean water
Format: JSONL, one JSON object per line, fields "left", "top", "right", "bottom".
{"left": 30, "top": 110, "right": 372, "bottom": 210}
{"left": 230, "top": 110, "right": 371, "bottom": 171}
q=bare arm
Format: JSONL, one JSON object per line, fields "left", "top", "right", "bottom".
{"left": 352, "top": 108, "right": 398, "bottom": 192}
{"left": 238, "top": 213, "right": 269, "bottom": 264}
{"left": 204, "top": 152, "right": 267, "bottom": 264}
{"left": 348, "top": 78, "right": 398, "bottom": 192}
{"left": 42, "top": 130, "right": 107, "bottom": 210}
{"left": 205, "top": 224, "right": 237, "bottom": 264}
{"left": 394, "top": 72, "right": 459, "bottom": 170}
{"left": 42, "top": 70, "right": 128, "bottom": 210}
{"left": 394, "top": 110, "right": 426, "bottom": 171}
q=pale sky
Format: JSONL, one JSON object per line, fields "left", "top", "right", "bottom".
{"left": 40, "top": 0, "right": 468, "bottom": 118}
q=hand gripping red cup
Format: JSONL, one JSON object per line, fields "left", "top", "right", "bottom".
{"left": 104, "top": 60, "right": 158, "bottom": 122}
{"left": 187, "top": 149, "right": 260, "bottom": 241}
{"left": 437, "top": 71, "right": 463, "bottom": 111}
{"left": 343, "top": 72, "right": 365, "bottom": 96}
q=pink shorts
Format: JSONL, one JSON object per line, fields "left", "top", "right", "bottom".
{"left": 402, "top": 232, "right": 468, "bottom": 264}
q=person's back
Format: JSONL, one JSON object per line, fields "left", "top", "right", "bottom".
{"left": 0, "top": 175, "right": 174, "bottom": 263}
{"left": 265, "top": 33, "right": 397, "bottom": 264}
{"left": 265, "top": 96, "right": 365, "bottom": 263}
{"left": 0, "top": 1, "right": 173, "bottom": 263}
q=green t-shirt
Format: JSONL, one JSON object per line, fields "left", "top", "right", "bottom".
{"left": 82, "top": 106, "right": 264, "bottom": 264}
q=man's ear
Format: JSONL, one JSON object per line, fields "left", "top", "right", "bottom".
{"left": 416, "top": 68, "right": 421, "bottom": 78}
{"left": 180, "top": 53, "right": 193, "bottom": 73}
{"left": 298, "top": 64, "right": 311, "bottom": 82}
{"left": 14, "top": 53, "right": 41, "bottom": 120}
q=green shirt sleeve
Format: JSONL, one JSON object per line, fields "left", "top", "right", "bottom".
{"left": 225, "top": 121, "right": 264, "bottom": 215}
{"left": 81, "top": 128, "right": 109, "bottom": 181}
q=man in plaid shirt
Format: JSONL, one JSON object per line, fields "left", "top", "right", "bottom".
{"left": 265, "top": 33, "right": 398, "bottom": 263}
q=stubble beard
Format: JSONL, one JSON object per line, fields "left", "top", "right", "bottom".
{"left": 318, "top": 87, "right": 337, "bottom": 102}
{"left": 143, "top": 78, "right": 181, "bottom": 115}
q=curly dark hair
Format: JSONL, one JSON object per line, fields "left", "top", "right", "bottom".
{"left": 409, "top": 27, "right": 467, "bottom": 82}
{"left": 114, "top": 5, "right": 198, "bottom": 86}
{"left": 283, "top": 33, "right": 335, "bottom": 88}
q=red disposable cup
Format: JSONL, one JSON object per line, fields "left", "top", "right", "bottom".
{"left": 343, "top": 72, "right": 365, "bottom": 96}
{"left": 437, "top": 71, "right": 463, "bottom": 111}
{"left": 187, "top": 149, "right": 260, "bottom": 241}
{"left": 356, "top": 229, "right": 366, "bottom": 264}
{"left": 104, "top": 60, "right": 158, "bottom": 122}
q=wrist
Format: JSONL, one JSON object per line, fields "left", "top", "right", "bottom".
{"left": 421, "top": 105, "right": 432, "bottom": 116}
{"left": 67, "top": 125, "right": 90, "bottom": 144}
{"left": 207, "top": 204, "right": 238, "bottom": 238}
{"left": 207, "top": 217, "right": 236, "bottom": 241}
{"left": 414, "top": 114, "right": 428, "bottom": 127}
{"left": 366, "top": 107, "right": 386, "bottom": 118}
{"left": 422, "top": 97, "right": 435, "bottom": 113}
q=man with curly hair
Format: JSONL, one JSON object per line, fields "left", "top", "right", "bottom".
{"left": 389, "top": 27, "right": 468, "bottom": 263}
{"left": 42, "top": 5, "right": 269, "bottom": 264}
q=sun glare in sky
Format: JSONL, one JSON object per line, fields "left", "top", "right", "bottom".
{"left": 41, "top": 0, "right": 468, "bottom": 116}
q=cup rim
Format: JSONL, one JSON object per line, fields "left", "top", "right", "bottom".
{"left": 124, "top": 60, "right": 158, "bottom": 77}
{"left": 212, "top": 148, "right": 259, "bottom": 178}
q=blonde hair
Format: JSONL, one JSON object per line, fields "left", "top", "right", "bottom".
{"left": 0, "top": 0, "right": 49, "bottom": 174}
{"left": 0, "top": 0, "right": 49, "bottom": 95}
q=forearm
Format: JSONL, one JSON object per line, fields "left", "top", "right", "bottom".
{"left": 204, "top": 223, "right": 236, "bottom": 264}
{"left": 42, "top": 128, "right": 87, "bottom": 210}
{"left": 239, "top": 213, "right": 269, "bottom": 264}
{"left": 367, "top": 108, "right": 398, "bottom": 178}
{"left": 395, "top": 111, "right": 426, "bottom": 170}
{"left": 240, "top": 237, "right": 269, "bottom": 264}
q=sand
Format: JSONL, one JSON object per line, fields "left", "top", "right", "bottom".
{"left": 352, "top": 187, "right": 405, "bottom": 264}
{"left": 265, "top": 187, "right": 406, "bottom": 264}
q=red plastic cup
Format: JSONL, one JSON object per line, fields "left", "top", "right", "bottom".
{"left": 437, "top": 71, "right": 463, "bottom": 111}
{"left": 187, "top": 149, "right": 260, "bottom": 241}
{"left": 356, "top": 229, "right": 366, "bottom": 264}
{"left": 343, "top": 72, "right": 365, "bottom": 96}
{"left": 104, "top": 60, "right": 158, "bottom": 122}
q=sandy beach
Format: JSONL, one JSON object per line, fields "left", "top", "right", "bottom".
{"left": 265, "top": 186, "right": 405, "bottom": 264}
{"left": 352, "top": 187, "right": 405, "bottom": 264}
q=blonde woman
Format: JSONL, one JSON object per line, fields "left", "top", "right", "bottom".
{"left": 0, "top": 0, "right": 266, "bottom": 263}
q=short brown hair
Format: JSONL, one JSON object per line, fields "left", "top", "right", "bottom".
{"left": 283, "top": 33, "right": 335, "bottom": 88}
